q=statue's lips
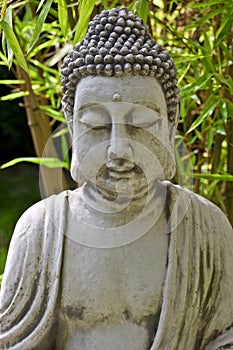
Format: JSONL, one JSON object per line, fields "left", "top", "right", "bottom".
{"left": 108, "top": 168, "right": 135, "bottom": 179}
{"left": 106, "top": 162, "right": 141, "bottom": 180}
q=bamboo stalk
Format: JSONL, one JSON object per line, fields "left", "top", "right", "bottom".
{"left": 17, "top": 67, "right": 69, "bottom": 197}
{"left": 211, "top": 134, "right": 224, "bottom": 173}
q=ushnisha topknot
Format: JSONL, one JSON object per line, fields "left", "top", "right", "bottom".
{"left": 61, "top": 8, "right": 180, "bottom": 127}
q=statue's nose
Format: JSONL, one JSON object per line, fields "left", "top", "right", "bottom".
{"left": 107, "top": 123, "right": 133, "bottom": 160}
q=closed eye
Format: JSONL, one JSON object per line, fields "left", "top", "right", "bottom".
{"left": 79, "top": 107, "right": 110, "bottom": 130}
{"left": 91, "top": 124, "right": 111, "bottom": 131}
{"left": 132, "top": 118, "right": 161, "bottom": 128}
{"left": 79, "top": 120, "right": 111, "bottom": 131}
{"left": 131, "top": 107, "right": 162, "bottom": 128}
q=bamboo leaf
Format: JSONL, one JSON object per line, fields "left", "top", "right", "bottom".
{"left": 180, "top": 74, "right": 213, "bottom": 97}
{"left": 109, "top": 0, "right": 120, "bottom": 9}
{"left": 62, "top": 136, "right": 71, "bottom": 169}
{"left": 1, "top": 6, "right": 13, "bottom": 60}
{"left": 0, "top": 79, "right": 25, "bottom": 84}
{"left": 45, "top": 43, "right": 72, "bottom": 67}
{"left": 178, "top": 62, "right": 191, "bottom": 84}
{"left": 39, "top": 105, "right": 65, "bottom": 122}
{"left": 28, "top": 38, "right": 61, "bottom": 60}
{"left": 1, "top": 157, "right": 69, "bottom": 170}
{"left": 37, "top": 0, "right": 47, "bottom": 13}
{"left": 2, "top": 29, "right": 7, "bottom": 57}
{"left": 191, "top": 173, "right": 233, "bottom": 181}
{"left": 137, "top": 0, "right": 149, "bottom": 24}
{"left": 187, "top": 98, "right": 219, "bottom": 134}
{"left": 30, "top": 58, "right": 59, "bottom": 74}
{"left": 174, "top": 55, "right": 204, "bottom": 64}
{"left": 73, "top": 0, "right": 95, "bottom": 45}
{"left": 214, "top": 75, "right": 233, "bottom": 93}
{"left": 192, "top": 6, "right": 227, "bottom": 23}
{"left": 0, "top": 50, "right": 8, "bottom": 65}
{"left": 203, "top": 32, "right": 212, "bottom": 53}
{"left": 0, "top": 0, "right": 7, "bottom": 20}
{"left": 61, "top": 133, "right": 69, "bottom": 161}
{"left": 101, "top": 0, "right": 107, "bottom": 10}
{"left": 216, "top": 9, "right": 233, "bottom": 44}
{"left": 202, "top": 55, "right": 216, "bottom": 75}
{"left": 178, "top": 172, "right": 233, "bottom": 182}
{"left": 0, "top": 90, "right": 29, "bottom": 101}
{"left": 5, "top": 6, "right": 13, "bottom": 64}
{"left": 128, "top": 1, "right": 139, "bottom": 12}
{"left": 52, "top": 127, "right": 69, "bottom": 138}
{"left": 0, "top": 20, "right": 28, "bottom": 74}
{"left": 220, "top": 100, "right": 228, "bottom": 124}
{"left": 27, "top": 0, "right": 53, "bottom": 53}
{"left": 207, "top": 127, "right": 214, "bottom": 150}
{"left": 58, "top": 0, "right": 68, "bottom": 36}
{"left": 188, "top": 0, "right": 226, "bottom": 8}
{"left": 216, "top": 123, "right": 226, "bottom": 136}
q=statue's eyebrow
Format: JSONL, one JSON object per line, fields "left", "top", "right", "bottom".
{"left": 78, "top": 103, "right": 103, "bottom": 112}
{"left": 135, "top": 102, "right": 161, "bottom": 114}
{"left": 78, "top": 101, "right": 161, "bottom": 114}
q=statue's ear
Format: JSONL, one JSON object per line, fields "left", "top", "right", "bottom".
{"left": 62, "top": 102, "right": 73, "bottom": 136}
{"left": 66, "top": 119, "right": 73, "bottom": 136}
{"left": 168, "top": 97, "right": 181, "bottom": 140}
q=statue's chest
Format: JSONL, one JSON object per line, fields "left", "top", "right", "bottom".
{"left": 59, "top": 216, "right": 168, "bottom": 349}
{"left": 61, "top": 221, "right": 167, "bottom": 318}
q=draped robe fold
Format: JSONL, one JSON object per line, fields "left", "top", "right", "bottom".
{"left": 1, "top": 182, "right": 233, "bottom": 350}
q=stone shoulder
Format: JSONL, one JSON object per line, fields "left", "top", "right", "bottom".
{"left": 165, "top": 181, "right": 232, "bottom": 231}
{"left": 11, "top": 190, "right": 70, "bottom": 241}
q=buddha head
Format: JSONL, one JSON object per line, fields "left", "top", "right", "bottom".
{"left": 61, "top": 8, "right": 180, "bottom": 199}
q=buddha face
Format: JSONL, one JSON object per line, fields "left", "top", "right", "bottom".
{"left": 70, "top": 75, "right": 176, "bottom": 198}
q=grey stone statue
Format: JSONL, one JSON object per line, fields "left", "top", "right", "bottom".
{"left": 1, "top": 8, "right": 233, "bottom": 350}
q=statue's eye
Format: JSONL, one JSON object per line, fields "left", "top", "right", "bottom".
{"left": 133, "top": 120, "right": 157, "bottom": 128}
{"left": 79, "top": 109, "right": 110, "bottom": 130}
{"left": 91, "top": 124, "right": 110, "bottom": 131}
{"left": 132, "top": 108, "right": 162, "bottom": 128}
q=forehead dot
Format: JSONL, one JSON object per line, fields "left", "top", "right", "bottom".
{"left": 112, "top": 93, "right": 122, "bottom": 102}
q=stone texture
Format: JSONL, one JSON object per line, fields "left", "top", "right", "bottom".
{"left": 1, "top": 7, "right": 233, "bottom": 350}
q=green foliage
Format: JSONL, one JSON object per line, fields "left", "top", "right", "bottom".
{"left": 27, "top": 0, "right": 54, "bottom": 54}
{"left": 0, "top": 19, "right": 28, "bottom": 73}
{"left": 0, "top": 157, "right": 69, "bottom": 170}
{"left": 157, "top": 0, "right": 233, "bottom": 219}
{"left": 0, "top": 165, "right": 41, "bottom": 275}
{"left": 73, "top": 0, "right": 96, "bottom": 44}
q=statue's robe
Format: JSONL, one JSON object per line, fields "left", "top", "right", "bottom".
{"left": 1, "top": 182, "right": 233, "bottom": 350}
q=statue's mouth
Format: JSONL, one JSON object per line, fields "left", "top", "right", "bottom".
{"left": 91, "top": 163, "right": 151, "bottom": 202}
{"left": 108, "top": 167, "right": 135, "bottom": 180}
{"left": 106, "top": 160, "right": 136, "bottom": 180}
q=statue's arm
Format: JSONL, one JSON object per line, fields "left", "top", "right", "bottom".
{"left": 0, "top": 193, "right": 65, "bottom": 349}
{"left": 0, "top": 203, "right": 43, "bottom": 312}
{"left": 204, "top": 207, "right": 233, "bottom": 350}
{"left": 0, "top": 202, "right": 49, "bottom": 348}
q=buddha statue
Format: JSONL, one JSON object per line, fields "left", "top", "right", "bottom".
{"left": 1, "top": 8, "right": 233, "bottom": 350}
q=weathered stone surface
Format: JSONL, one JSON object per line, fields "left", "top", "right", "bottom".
{"left": 1, "top": 7, "right": 233, "bottom": 350}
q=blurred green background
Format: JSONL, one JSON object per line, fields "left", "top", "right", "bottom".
{"left": 0, "top": 164, "right": 40, "bottom": 274}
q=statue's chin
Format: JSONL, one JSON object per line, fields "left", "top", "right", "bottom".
{"left": 85, "top": 176, "right": 158, "bottom": 202}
